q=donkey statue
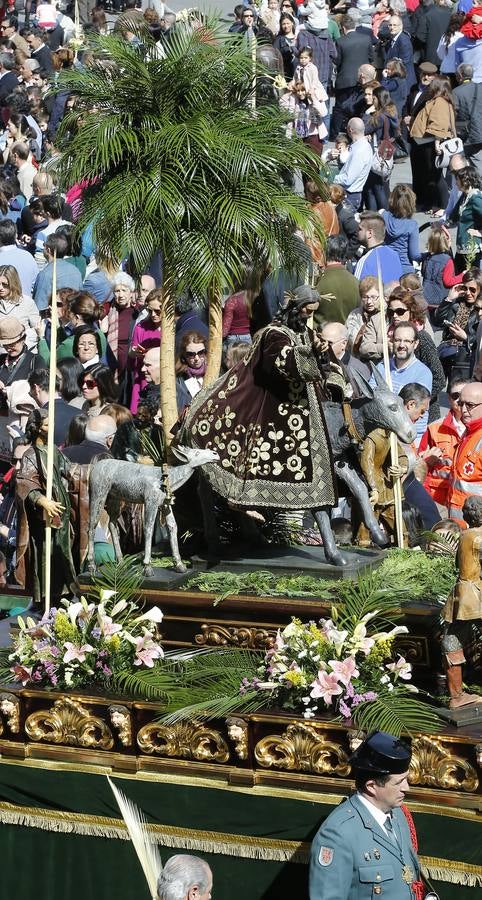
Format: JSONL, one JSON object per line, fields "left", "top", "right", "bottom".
{"left": 87, "top": 446, "right": 219, "bottom": 576}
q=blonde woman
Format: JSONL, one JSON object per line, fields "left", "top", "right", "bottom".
{"left": 0, "top": 265, "right": 39, "bottom": 349}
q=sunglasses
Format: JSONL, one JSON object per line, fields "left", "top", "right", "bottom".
{"left": 83, "top": 379, "right": 97, "bottom": 388}
{"left": 185, "top": 349, "right": 206, "bottom": 358}
{"left": 388, "top": 307, "right": 408, "bottom": 317}
{"left": 464, "top": 286, "right": 478, "bottom": 294}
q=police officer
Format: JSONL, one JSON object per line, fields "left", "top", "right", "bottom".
{"left": 309, "top": 731, "right": 425, "bottom": 900}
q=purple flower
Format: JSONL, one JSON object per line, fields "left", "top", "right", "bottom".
{"left": 32, "top": 670, "right": 42, "bottom": 682}
{"left": 49, "top": 646, "right": 60, "bottom": 658}
{"left": 91, "top": 627, "right": 101, "bottom": 639}
{"left": 339, "top": 698, "right": 352, "bottom": 718}
{"left": 102, "top": 665, "right": 112, "bottom": 676}
{"left": 362, "top": 691, "right": 378, "bottom": 702}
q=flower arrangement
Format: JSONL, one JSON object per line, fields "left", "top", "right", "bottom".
{"left": 240, "top": 610, "right": 413, "bottom": 721}
{"left": 8, "top": 591, "right": 164, "bottom": 691}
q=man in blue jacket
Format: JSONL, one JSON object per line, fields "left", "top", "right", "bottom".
{"left": 310, "top": 731, "right": 425, "bottom": 900}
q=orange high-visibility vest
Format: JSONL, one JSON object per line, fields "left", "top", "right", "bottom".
{"left": 419, "top": 413, "right": 464, "bottom": 506}
{"left": 447, "top": 417, "right": 482, "bottom": 512}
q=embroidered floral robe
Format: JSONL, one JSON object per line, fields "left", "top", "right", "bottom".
{"left": 182, "top": 322, "right": 336, "bottom": 509}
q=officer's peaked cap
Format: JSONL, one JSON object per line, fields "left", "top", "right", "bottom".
{"left": 350, "top": 731, "right": 411, "bottom": 774}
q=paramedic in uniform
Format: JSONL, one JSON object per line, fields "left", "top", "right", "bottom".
{"left": 309, "top": 731, "right": 423, "bottom": 900}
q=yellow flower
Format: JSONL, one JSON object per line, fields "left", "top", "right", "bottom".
{"left": 282, "top": 670, "right": 307, "bottom": 687}
{"left": 107, "top": 635, "right": 121, "bottom": 652}
{"left": 53, "top": 611, "right": 79, "bottom": 643}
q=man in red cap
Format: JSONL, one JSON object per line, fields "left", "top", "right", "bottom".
{"left": 310, "top": 731, "right": 430, "bottom": 900}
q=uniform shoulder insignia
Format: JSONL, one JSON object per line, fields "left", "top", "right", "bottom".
{"left": 318, "top": 846, "right": 334, "bottom": 867}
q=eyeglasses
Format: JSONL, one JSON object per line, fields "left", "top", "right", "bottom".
{"left": 464, "top": 285, "right": 478, "bottom": 294}
{"left": 388, "top": 307, "right": 408, "bottom": 317}
{"left": 185, "top": 349, "right": 206, "bottom": 358}
{"left": 459, "top": 400, "right": 482, "bottom": 410}
{"left": 449, "top": 392, "right": 461, "bottom": 400}
{"left": 82, "top": 379, "right": 97, "bottom": 388}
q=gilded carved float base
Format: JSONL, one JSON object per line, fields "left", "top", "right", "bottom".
{"left": 0, "top": 687, "right": 481, "bottom": 811}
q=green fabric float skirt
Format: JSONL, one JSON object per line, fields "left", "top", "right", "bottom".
{"left": 0, "top": 760, "right": 480, "bottom": 900}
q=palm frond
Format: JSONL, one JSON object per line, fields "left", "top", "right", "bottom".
{"left": 0, "top": 647, "right": 13, "bottom": 682}
{"left": 351, "top": 687, "right": 442, "bottom": 737}
{"left": 115, "top": 648, "right": 266, "bottom": 721}
{"left": 90, "top": 555, "right": 144, "bottom": 605}
{"left": 336, "top": 572, "right": 405, "bottom": 631}
{"left": 107, "top": 776, "right": 162, "bottom": 899}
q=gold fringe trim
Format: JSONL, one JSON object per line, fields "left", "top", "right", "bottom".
{"left": 0, "top": 802, "right": 307, "bottom": 862}
{"left": 1, "top": 801, "right": 482, "bottom": 882}
{"left": 421, "top": 857, "right": 482, "bottom": 888}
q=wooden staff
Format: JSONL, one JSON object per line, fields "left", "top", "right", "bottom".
{"left": 248, "top": 26, "right": 256, "bottom": 111}
{"left": 44, "top": 252, "right": 58, "bottom": 614}
{"left": 376, "top": 256, "right": 404, "bottom": 549}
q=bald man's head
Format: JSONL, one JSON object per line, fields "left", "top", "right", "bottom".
{"left": 138, "top": 274, "right": 157, "bottom": 305}
{"left": 321, "top": 322, "right": 348, "bottom": 360}
{"left": 459, "top": 382, "right": 482, "bottom": 426}
{"left": 85, "top": 414, "right": 117, "bottom": 447}
{"left": 142, "top": 348, "right": 160, "bottom": 384}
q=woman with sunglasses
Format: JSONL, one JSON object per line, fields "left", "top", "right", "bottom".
{"left": 81, "top": 363, "right": 119, "bottom": 417}
{"left": 175, "top": 331, "right": 208, "bottom": 414}
{"left": 433, "top": 269, "right": 482, "bottom": 382}
{"left": 129, "top": 288, "right": 162, "bottom": 414}
{"left": 419, "top": 376, "right": 467, "bottom": 508}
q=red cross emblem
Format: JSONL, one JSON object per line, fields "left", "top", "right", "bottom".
{"left": 463, "top": 461, "right": 475, "bottom": 476}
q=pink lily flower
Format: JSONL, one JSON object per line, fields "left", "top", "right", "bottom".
{"left": 133, "top": 632, "right": 163, "bottom": 668}
{"left": 11, "top": 663, "right": 32, "bottom": 685}
{"left": 328, "top": 656, "right": 359, "bottom": 687}
{"left": 63, "top": 642, "right": 93, "bottom": 664}
{"left": 386, "top": 656, "right": 412, "bottom": 680}
{"left": 98, "top": 615, "right": 123, "bottom": 637}
{"left": 310, "top": 670, "right": 343, "bottom": 705}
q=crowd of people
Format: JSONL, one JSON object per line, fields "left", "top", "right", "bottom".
{"left": 0, "top": 0, "right": 480, "bottom": 596}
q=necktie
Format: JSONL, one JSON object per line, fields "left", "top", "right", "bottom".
{"left": 385, "top": 815, "right": 397, "bottom": 843}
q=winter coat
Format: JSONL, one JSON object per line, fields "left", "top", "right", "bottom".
{"left": 454, "top": 80, "right": 482, "bottom": 145}
{"left": 381, "top": 210, "right": 421, "bottom": 274}
{"left": 421, "top": 251, "right": 451, "bottom": 305}
{"left": 410, "top": 96, "right": 456, "bottom": 140}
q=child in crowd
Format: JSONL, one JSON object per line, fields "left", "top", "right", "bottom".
{"left": 297, "top": 0, "right": 328, "bottom": 32}
{"left": 322, "top": 133, "right": 349, "bottom": 170}
{"left": 280, "top": 81, "right": 327, "bottom": 153}
{"left": 260, "top": 0, "right": 281, "bottom": 36}
{"left": 381, "top": 57, "right": 408, "bottom": 119}
{"left": 421, "top": 224, "right": 453, "bottom": 307}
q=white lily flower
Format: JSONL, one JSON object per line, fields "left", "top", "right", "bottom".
{"left": 133, "top": 606, "right": 164, "bottom": 624}
{"left": 67, "top": 602, "right": 84, "bottom": 626}
{"left": 99, "top": 589, "right": 117, "bottom": 603}
{"left": 110, "top": 599, "right": 129, "bottom": 617}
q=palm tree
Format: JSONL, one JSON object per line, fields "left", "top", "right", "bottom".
{"left": 55, "top": 17, "right": 325, "bottom": 445}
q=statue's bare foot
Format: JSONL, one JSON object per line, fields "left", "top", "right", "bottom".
{"left": 143, "top": 564, "right": 155, "bottom": 578}
{"left": 449, "top": 691, "right": 481, "bottom": 709}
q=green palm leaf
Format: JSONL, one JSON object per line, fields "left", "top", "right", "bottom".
{"left": 351, "top": 687, "right": 442, "bottom": 737}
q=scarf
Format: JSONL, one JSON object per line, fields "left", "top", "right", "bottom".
{"left": 185, "top": 362, "right": 206, "bottom": 378}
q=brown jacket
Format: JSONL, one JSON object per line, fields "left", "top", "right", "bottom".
{"left": 410, "top": 97, "right": 455, "bottom": 140}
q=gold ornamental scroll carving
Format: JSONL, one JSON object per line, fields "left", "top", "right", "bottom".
{"left": 195, "top": 623, "right": 276, "bottom": 650}
{"left": 25, "top": 697, "right": 114, "bottom": 750}
{"left": 409, "top": 736, "right": 479, "bottom": 792}
{"left": 255, "top": 723, "right": 351, "bottom": 775}
{"left": 137, "top": 721, "right": 230, "bottom": 763}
